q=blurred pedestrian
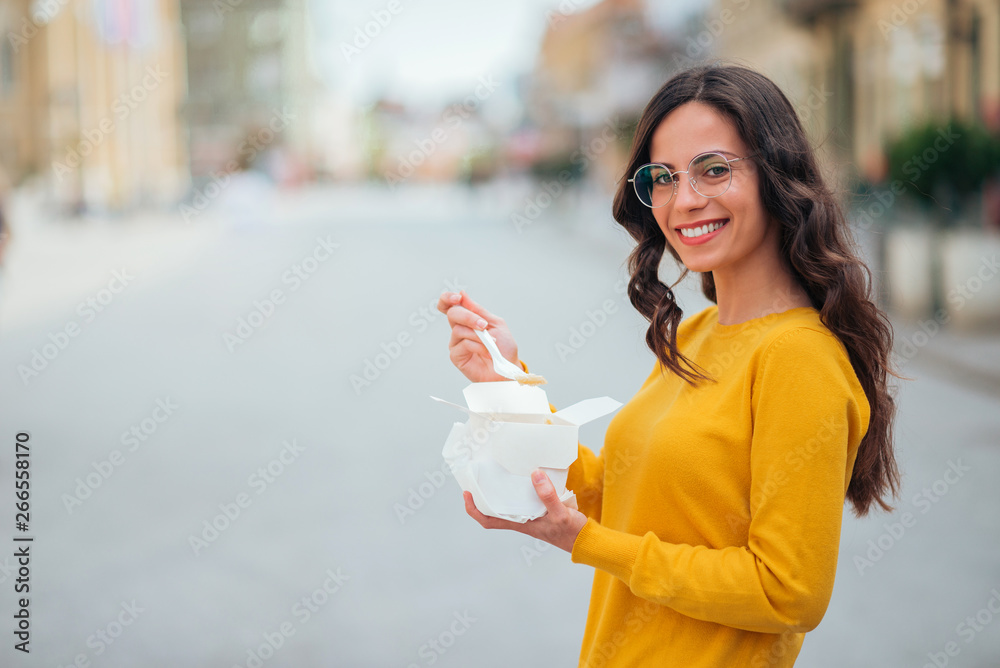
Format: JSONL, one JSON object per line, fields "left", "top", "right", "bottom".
{"left": 438, "top": 64, "right": 904, "bottom": 667}
{"left": 215, "top": 132, "right": 277, "bottom": 232}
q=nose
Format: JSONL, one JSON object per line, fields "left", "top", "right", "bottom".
{"left": 672, "top": 172, "right": 706, "bottom": 211}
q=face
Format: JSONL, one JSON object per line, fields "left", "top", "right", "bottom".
{"left": 643, "top": 101, "right": 775, "bottom": 275}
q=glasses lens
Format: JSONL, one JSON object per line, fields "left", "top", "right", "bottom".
{"left": 633, "top": 164, "right": 674, "bottom": 208}
{"left": 690, "top": 153, "right": 732, "bottom": 198}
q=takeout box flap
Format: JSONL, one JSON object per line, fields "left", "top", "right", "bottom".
{"left": 553, "top": 397, "right": 623, "bottom": 425}
{"left": 488, "top": 423, "right": 579, "bottom": 475}
{"left": 430, "top": 395, "right": 475, "bottom": 417}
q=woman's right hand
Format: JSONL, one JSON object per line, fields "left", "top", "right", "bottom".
{"left": 437, "top": 290, "right": 521, "bottom": 383}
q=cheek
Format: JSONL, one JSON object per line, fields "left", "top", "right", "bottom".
{"left": 719, "top": 193, "right": 766, "bottom": 237}
{"left": 654, "top": 208, "right": 675, "bottom": 237}
{"left": 655, "top": 215, "right": 668, "bottom": 238}
{"left": 655, "top": 216, "right": 676, "bottom": 250}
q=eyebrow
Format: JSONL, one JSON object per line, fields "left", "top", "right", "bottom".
{"left": 651, "top": 149, "right": 739, "bottom": 168}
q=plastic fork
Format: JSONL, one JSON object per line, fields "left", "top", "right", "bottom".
{"left": 474, "top": 328, "right": 547, "bottom": 386}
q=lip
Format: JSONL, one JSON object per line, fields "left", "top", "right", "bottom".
{"left": 675, "top": 219, "right": 729, "bottom": 246}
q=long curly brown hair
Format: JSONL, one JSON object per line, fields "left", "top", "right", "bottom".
{"left": 612, "top": 64, "right": 902, "bottom": 517}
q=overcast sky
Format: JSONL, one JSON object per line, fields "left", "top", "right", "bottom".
{"left": 306, "top": 0, "right": 603, "bottom": 111}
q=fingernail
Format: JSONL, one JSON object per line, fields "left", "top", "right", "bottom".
{"left": 532, "top": 470, "right": 545, "bottom": 484}
{"left": 450, "top": 293, "right": 461, "bottom": 302}
{"left": 476, "top": 318, "right": 487, "bottom": 329}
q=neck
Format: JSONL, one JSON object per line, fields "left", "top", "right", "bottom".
{"left": 711, "top": 228, "right": 812, "bottom": 326}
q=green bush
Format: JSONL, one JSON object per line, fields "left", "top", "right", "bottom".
{"left": 885, "top": 119, "right": 1000, "bottom": 219}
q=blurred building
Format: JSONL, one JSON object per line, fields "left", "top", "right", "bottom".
{"left": 523, "top": 0, "right": 682, "bottom": 188}
{"left": 711, "top": 0, "right": 1000, "bottom": 183}
{"left": 0, "top": 1, "right": 47, "bottom": 187}
{"left": 178, "top": 0, "right": 321, "bottom": 186}
{"left": 0, "top": 0, "right": 188, "bottom": 212}
{"left": 369, "top": 95, "right": 498, "bottom": 187}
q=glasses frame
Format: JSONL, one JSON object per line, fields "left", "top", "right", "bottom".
{"left": 627, "top": 152, "right": 754, "bottom": 209}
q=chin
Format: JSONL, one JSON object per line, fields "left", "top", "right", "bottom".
{"left": 676, "top": 255, "right": 717, "bottom": 274}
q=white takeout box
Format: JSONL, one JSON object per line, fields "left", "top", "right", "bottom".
{"left": 430, "top": 381, "right": 622, "bottom": 523}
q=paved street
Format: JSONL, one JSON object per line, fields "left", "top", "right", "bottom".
{"left": 0, "top": 183, "right": 997, "bottom": 667}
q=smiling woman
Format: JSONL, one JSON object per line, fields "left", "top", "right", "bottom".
{"left": 439, "top": 63, "right": 905, "bottom": 667}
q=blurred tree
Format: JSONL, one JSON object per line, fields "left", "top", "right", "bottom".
{"left": 885, "top": 119, "right": 1000, "bottom": 228}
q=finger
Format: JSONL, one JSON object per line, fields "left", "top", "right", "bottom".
{"left": 437, "top": 291, "right": 463, "bottom": 315}
{"left": 531, "top": 470, "right": 565, "bottom": 517}
{"left": 448, "top": 324, "right": 483, "bottom": 349}
{"left": 449, "top": 337, "right": 489, "bottom": 365}
{"left": 458, "top": 291, "right": 502, "bottom": 325}
{"left": 446, "top": 304, "right": 489, "bottom": 332}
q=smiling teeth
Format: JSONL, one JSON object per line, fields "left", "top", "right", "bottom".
{"left": 681, "top": 221, "right": 727, "bottom": 238}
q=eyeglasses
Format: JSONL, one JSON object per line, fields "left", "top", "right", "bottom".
{"left": 628, "top": 152, "right": 753, "bottom": 209}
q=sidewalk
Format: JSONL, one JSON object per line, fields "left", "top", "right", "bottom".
{"left": 891, "top": 315, "right": 1000, "bottom": 398}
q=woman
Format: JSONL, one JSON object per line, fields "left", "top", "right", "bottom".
{"left": 437, "top": 64, "right": 902, "bottom": 667}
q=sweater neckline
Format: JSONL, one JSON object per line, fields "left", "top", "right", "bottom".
{"left": 708, "top": 304, "right": 819, "bottom": 337}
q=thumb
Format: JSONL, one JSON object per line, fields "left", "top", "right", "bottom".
{"left": 531, "top": 469, "right": 563, "bottom": 512}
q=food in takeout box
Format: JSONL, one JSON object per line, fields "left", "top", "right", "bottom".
{"left": 430, "top": 381, "right": 622, "bottom": 523}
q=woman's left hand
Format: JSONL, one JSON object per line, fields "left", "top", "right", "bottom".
{"left": 463, "top": 469, "right": 588, "bottom": 553}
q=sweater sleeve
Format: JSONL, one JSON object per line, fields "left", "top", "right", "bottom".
{"left": 519, "top": 359, "right": 605, "bottom": 522}
{"left": 569, "top": 328, "right": 871, "bottom": 634}
{"left": 565, "top": 443, "right": 604, "bottom": 522}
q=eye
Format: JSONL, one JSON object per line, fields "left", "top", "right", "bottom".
{"left": 705, "top": 164, "right": 730, "bottom": 177}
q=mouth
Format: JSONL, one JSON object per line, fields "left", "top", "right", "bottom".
{"left": 676, "top": 219, "right": 729, "bottom": 245}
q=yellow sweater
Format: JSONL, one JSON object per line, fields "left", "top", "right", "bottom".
{"left": 537, "top": 304, "right": 870, "bottom": 667}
